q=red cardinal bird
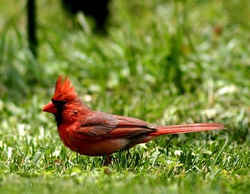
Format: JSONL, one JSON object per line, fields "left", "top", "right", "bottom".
{"left": 43, "top": 76, "right": 224, "bottom": 164}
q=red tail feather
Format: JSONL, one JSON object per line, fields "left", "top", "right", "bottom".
{"left": 151, "top": 123, "right": 224, "bottom": 136}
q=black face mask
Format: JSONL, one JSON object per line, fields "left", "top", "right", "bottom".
{"left": 51, "top": 99, "right": 66, "bottom": 126}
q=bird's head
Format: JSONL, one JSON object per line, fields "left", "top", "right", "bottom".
{"left": 42, "top": 76, "right": 78, "bottom": 115}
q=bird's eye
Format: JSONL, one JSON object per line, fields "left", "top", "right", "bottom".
{"left": 52, "top": 99, "right": 66, "bottom": 105}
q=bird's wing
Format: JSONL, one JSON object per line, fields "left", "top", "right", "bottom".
{"left": 108, "top": 115, "right": 156, "bottom": 137}
{"left": 74, "top": 112, "right": 156, "bottom": 139}
{"left": 77, "top": 112, "right": 119, "bottom": 137}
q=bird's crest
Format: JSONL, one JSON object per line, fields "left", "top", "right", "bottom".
{"left": 52, "top": 76, "right": 77, "bottom": 102}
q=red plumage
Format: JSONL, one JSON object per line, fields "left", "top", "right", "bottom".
{"left": 43, "top": 76, "right": 224, "bottom": 164}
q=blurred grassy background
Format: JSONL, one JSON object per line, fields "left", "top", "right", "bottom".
{"left": 0, "top": 0, "right": 249, "bottom": 194}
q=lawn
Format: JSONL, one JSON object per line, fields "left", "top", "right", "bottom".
{"left": 0, "top": 0, "right": 249, "bottom": 193}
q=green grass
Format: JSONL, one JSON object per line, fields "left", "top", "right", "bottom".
{"left": 0, "top": 0, "right": 249, "bottom": 193}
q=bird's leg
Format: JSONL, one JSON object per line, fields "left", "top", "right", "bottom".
{"left": 126, "top": 150, "right": 133, "bottom": 167}
{"left": 126, "top": 149, "right": 131, "bottom": 159}
{"left": 103, "top": 155, "right": 112, "bottom": 166}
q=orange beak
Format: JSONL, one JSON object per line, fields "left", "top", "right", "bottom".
{"left": 42, "top": 102, "right": 57, "bottom": 114}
